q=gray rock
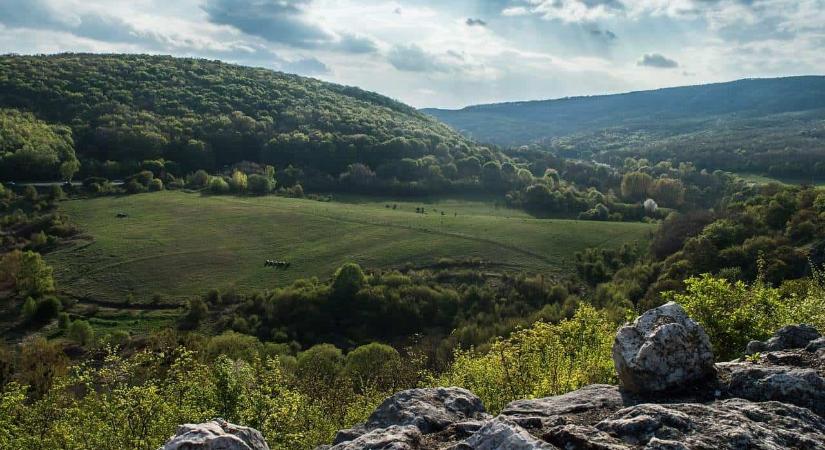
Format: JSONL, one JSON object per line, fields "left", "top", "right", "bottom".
{"left": 612, "top": 302, "right": 715, "bottom": 394}
{"left": 329, "top": 425, "right": 421, "bottom": 450}
{"left": 806, "top": 337, "right": 825, "bottom": 352}
{"left": 502, "top": 384, "right": 627, "bottom": 426}
{"left": 451, "top": 418, "right": 557, "bottom": 450}
{"left": 718, "top": 363, "right": 825, "bottom": 416}
{"left": 542, "top": 399, "right": 825, "bottom": 449}
{"left": 159, "top": 419, "right": 269, "bottom": 450}
{"left": 333, "top": 387, "right": 488, "bottom": 444}
{"left": 747, "top": 325, "right": 821, "bottom": 354}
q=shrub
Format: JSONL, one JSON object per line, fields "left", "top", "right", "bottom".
{"left": 248, "top": 174, "right": 274, "bottom": 194}
{"left": 440, "top": 305, "right": 615, "bottom": 413}
{"left": 33, "top": 297, "right": 61, "bottom": 323}
{"left": 58, "top": 312, "right": 71, "bottom": 329}
{"left": 345, "top": 343, "right": 402, "bottom": 391}
{"left": 209, "top": 177, "right": 231, "bottom": 194}
{"left": 665, "top": 274, "right": 787, "bottom": 359}
{"left": 68, "top": 320, "right": 95, "bottom": 345}
{"left": 189, "top": 169, "right": 210, "bottom": 188}
{"left": 332, "top": 263, "right": 366, "bottom": 299}
{"left": 148, "top": 178, "right": 164, "bottom": 191}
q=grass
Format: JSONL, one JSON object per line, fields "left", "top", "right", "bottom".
{"left": 47, "top": 191, "right": 653, "bottom": 307}
{"left": 735, "top": 172, "right": 825, "bottom": 187}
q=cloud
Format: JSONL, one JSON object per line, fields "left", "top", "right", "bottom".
{"left": 282, "top": 56, "right": 330, "bottom": 75}
{"left": 505, "top": 0, "right": 626, "bottom": 23}
{"left": 637, "top": 53, "right": 679, "bottom": 68}
{"left": 466, "top": 18, "right": 487, "bottom": 27}
{"left": 202, "top": 0, "right": 377, "bottom": 53}
{"left": 588, "top": 27, "right": 617, "bottom": 42}
{"left": 387, "top": 44, "right": 449, "bottom": 73}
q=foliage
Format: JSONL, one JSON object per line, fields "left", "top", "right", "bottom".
{"left": 0, "top": 109, "right": 79, "bottom": 180}
{"left": 439, "top": 305, "right": 616, "bottom": 413}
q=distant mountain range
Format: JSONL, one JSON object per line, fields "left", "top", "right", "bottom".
{"left": 423, "top": 76, "right": 825, "bottom": 147}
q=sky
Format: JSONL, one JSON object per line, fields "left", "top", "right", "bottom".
{"left": 1, "top": 0, "right": 824, "bottom": 109}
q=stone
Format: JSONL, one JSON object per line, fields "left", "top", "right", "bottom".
{"left": 612, "top": 302, "right": 715, "bottom": 394}
{"left": 451, "top": 418, "right": 557, "bottom": 450}
{"left": 806, "top": 337, "right": 825, "bottom": 352}
{"left": 746, "top": 325, "right": 821, "bottom": 354}
{"left": 718, "top": 363, "right": 825, "bottom": 416}
{"left": 159, "top": 419, "right": 269, "bottom": 450}
{"left": 333, "top": 387, "right": 488, "bottom": 444}
{"left": 329, "top": 425, "right": 421, "bottom": 450}
{"left": 502, "top": 384, "right": 627, "bottom": 427}
{"left": 542, "top": 399, "right": 825, "bottom": 449}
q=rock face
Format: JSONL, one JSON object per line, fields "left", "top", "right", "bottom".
{"left": 332, "top": 387, "right": 489, "bottom": 447}
{"left": 329, "top": 426, "right": 422, "bottom": 450}
{"left": 450, "top": 418, "right": 556, "bottom": 450}
{"left": 612, "top": 302, "right": 715, "bottom": 394}
{"left": 746, "top": 324, "right": 821, "bottom": 354}
{"left": 159, "top": 419, "right": 269, "bottom": 450}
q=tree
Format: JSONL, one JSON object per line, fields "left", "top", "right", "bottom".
{"left": 190, "top": 170, "right": 210, "bottom": 188}
{"left": 209, "top": 177, "right": 230, "bottom": 194}
{"left": 180, "top": 298, "right": 209, "bottom": 330}
{"left": 248, "top": 174, "right": 274, "bottom": 194}
{"left": 621, "top": 172, "right": 653, "bottom": 201}
{"left": 59, "top": 160, "right": 80, "bottom": 181}
{"left": 32, "top": 297, "right": 61, "bottom": 323}
{"left": 345, "top": 343, "right": 402, "bottom": 391}
{"left": 15, "top": 251, "right": 55, "bottom": 297}
{"left": 649, "top": 178, "right": 685, "bottom": 208}
{"left": 296, "top": 343, "right": 344, "bottom": 389}
{"left": 332, "top": 263, "right": 367, "bottom": 299}
{"left": 230, "top": 170, "right": 248, "bottom": 192}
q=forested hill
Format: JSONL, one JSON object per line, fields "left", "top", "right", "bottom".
{"left": 423, "top": 76, "right": 825, "bottom": 145}
{"left": 0, "top": 53, "right": 484, "bottom": 180}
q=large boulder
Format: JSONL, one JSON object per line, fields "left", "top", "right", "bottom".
{"left": 159, "top": 419, "right": 269, "bottom": 450}
{"left": 612, "top": 302, "right": 715, "bottom": 394}
{"left": 746, "top": 324, "right": 821, "bottom": 354}
{"left": 333, "top": 387, "right": 488, "bottom": 445}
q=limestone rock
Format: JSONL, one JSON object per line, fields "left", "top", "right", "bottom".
{"left": 329, "top": 425, "right": 421, "bottom": 450}
{"left": 159, "top": 419, "right": 269, "bottom": 450}
{"left": 333, "top": 387, "right": 488, "bottom": 445}
{"left": 450, "top": 418, "right": 557, "bottom": 450}
{"left": 612, "top": 302, "right": 715, "bottom": 393}
{"left": 746, "top": 324, "right": 821, "bottom": 354}
{"left": 502, "top": 384, "right": 628, "bottom": 427}
{"left": 718, "top": 363, "right": 825, "bottom": 416}
{"left": 806, "top": 337, "right": 825, "bottom": 352}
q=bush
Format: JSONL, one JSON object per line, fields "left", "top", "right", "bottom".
{"left": 148, "top": 178, "right": 164, "bottom": 191}
{"left": 248, "top": 174, "right": 274, "bottom": 194}
{"left": 440, "top": 305, "right": 615, "bottom": 413}
{"left": 189, "top": 169, "right": 210, "bottom": 188}
{"left": 666, "top": 274, "right": 786, "bottom": 359}
{"left": 68, "top": 320, "right": 95, "bottom": 345}
{"left": 209, "top": 177, "right": 230, "bottom": 194}
{"left": 32, "top": 296, "right": 61, "bottom": 323}
{"left": 58, "top": 312, "right": 71, "bottom": 329}
{"left": 332, "top": 263, "right": 366, "bottom": 299}
{"left": 345, "top": 343, "right": 402, "bottom": 391}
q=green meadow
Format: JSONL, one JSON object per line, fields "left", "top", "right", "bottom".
{"left": 47, "top": 191, "right": 653, "bottom": 305}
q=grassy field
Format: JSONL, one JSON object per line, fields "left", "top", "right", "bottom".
{"left": 47, "top": 191, "right": 653, "bottom": 307}
{"left": 735, "top": 172, "right": 825, "bottom": 187}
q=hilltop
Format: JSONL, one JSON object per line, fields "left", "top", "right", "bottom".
{"left": 424, "top": 77, "right": 825, "bottom": 178}
{"left": 0, "top": 53, "right": 486, "bottom": 180}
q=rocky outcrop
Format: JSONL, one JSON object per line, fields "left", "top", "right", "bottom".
{"left": 159, "top": 419, "right": 269, "bottom": 450}
{"left": 183, "top": 306, "right": 825, "bottom": 450}
{"left": 746, "top": 324, "right": 821, "bottom": 354}
{"left": 612, "top": 302, "right": 715, "bottom": 394}
{"left": 332, "top": 387, "right": 489, "bottom": 447}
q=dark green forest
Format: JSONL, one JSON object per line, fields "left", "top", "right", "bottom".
{"left": 0, "top": 53, "right": 489, "bottom": 181}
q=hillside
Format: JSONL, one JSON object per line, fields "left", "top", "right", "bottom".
{"left": 0, "top": 53, "right": 484, "bottom": 180}
{"left": 424, "top": 77, "right": 825, "bottom": 177}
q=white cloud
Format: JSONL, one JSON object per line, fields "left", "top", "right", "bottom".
{"left": 0, "top": 0, "right": 823, "bottom": 108}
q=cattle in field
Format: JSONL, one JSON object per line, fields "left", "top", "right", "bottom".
{"left": 265, "top": 260, "right": 291, "bottom": 269}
